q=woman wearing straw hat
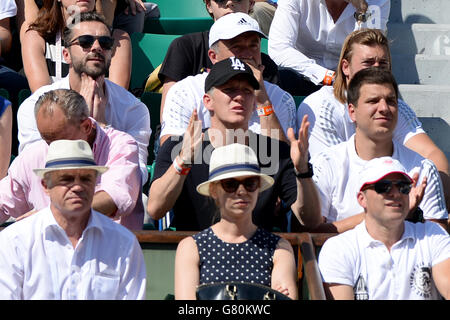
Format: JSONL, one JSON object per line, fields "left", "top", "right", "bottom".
{"left": 174, "top": 143, "right": 298, "bottom": 300}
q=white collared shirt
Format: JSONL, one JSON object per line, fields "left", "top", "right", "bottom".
{"left": 0, "top": 207, "right": 146, "bottom": 300}
{"left": 268, "top": 0, "right": 390, "bottom": 84}
{"left": 318, "top": 221, "right": 450, "bottom": 300}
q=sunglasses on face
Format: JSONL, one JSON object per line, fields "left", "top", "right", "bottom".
{"left": 69, "top": 35, "right": 114, "bottom": 50}
{"left": 220, "top": 177, "right": 260, "bottom": 193}
{"left": 366, "top": 180, "right": 412, "bottom": 195}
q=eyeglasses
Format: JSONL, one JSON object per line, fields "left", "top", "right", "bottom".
{"left": 365, "top": 180, "right": 412, "bottom": 195}
{"left": 68, "top": 35, "right": 114, "bottom": 50}
{"left": 220, "top": 177, "right": 260, "bottom": 193}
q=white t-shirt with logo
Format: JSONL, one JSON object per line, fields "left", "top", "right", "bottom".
{"left": 161, "top": 72, "right": 297, "bottom": 137}
{"left": 318, "top": 221, "right": 450, "bottom": 300}
{"left": 311, "top": 135, "right": 448, "bottom": 221}
{"left": 298, "top": 86, "right": 425, "bottom": 158}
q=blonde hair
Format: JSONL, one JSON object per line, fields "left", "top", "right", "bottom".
{"left": 334, "top": 29, "right": 391, "bottom": 104}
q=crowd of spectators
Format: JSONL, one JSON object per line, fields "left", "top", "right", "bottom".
{"left": 0, "top": 0, "right": 448, "bottom": 301}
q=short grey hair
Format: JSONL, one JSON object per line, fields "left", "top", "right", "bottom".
{"left": 34, "top": 89, "right": 89, "bottom": 124}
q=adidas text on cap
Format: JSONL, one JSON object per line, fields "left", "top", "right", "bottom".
{"left": 208, "top": 12, "right": 267, "bottom": 48}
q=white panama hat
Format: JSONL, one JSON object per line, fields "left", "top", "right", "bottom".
{"left": 33, "top": 139, "right": 108, "bottom": 179}
{"left": 196, "top": 143, "right": 274, "bottom": 196}
{"left": 358, "top": 156, "right": 413, "bottom": 192}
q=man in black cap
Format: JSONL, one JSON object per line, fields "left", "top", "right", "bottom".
{"left": 148, "top": 57, "right": 321, "bottom": 232}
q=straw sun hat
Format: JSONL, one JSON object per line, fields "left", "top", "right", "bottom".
{"left": 196, "top": 143, "right": 274, "bottom": 196}
{"left": 33, "top": 140, "right": 108, "bottom": 179}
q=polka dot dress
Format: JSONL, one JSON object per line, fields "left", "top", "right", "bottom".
{"left": 193, "top": 227, "right": 280, "bottom": 286}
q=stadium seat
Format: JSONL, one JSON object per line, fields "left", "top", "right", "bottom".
{"left": 143, "top": 0, "right": 213, "bottom": 34}
{"left": 130, "top": 32, "right": 180, "bottom": 91}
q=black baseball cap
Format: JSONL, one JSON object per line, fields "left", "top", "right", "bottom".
{"left": 205, "top": 57, "right": 260, "bottom": 92}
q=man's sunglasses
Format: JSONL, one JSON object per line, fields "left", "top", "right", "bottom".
{"left": 220, "top": 177, "right": 260, "bottom": 193}
{"left": 365, "top": 180, "right": 412, "bottom": 195}
{"left": 68, "top": 35, "right": 114, "bottom": 50}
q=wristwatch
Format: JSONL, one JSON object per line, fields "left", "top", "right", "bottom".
{"left": 294, "top": 162, "right": 314, "bottom": 179}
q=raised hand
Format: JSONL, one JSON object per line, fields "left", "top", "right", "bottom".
{"left": 409, "top": 172, "right": 427, "bottom": 212}
{"left": 179, "top": 109, "right": 203, "bottom": 165}
{"left": 287, "top": 115, "right": 310, "bottom": 173}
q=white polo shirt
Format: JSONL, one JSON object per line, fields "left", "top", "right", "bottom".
{"left": 311, "top": 135, "right": 448, "bottom": 221}
{"left": 160, "top": 72, "right": 297, "bottom": 138}
{"left": 0, "top": 207, "right": 147, "bottom": 300}
{"left": 318, "top": 221, "right": 450, "bottom": 300}
{"left": 268, "top": 0, "right": 390, "bottom": 84}
{"left": 298, "top": 86, "right": 425, "bottom": 158}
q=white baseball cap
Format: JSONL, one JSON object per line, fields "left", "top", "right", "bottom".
{"left": 34, "top": 140, "right": 108, "bottom": 178}
{"left": 208, "top": 12, "right": 267, "bottom": 48}
{"left": 196, "top": 143, "right": 274, "bottom": 196}
{"left": 358, "top": 157, "right": 413, "bottom": 192}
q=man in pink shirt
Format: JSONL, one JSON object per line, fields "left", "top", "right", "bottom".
{"left": 0, "top": 89, "right": 143, "bottom": 230}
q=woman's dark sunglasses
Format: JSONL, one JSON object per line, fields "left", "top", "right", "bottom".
{"left": 69, "top": 35, "right": 114, "bottom": 50}
{"left": 220, "top": 177, "right": 260, "bottom": 193}
{"left": 366, "top": 180, "right": 412, "bottom": 195}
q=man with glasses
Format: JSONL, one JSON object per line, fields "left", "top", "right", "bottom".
{"left": 318, "top": 156, "right": 450, "bottom": 300}
{"left": 307, "top": 67, "right": 448, "bottom": 233}
{"left": 148, "top": 57, "right": 321, "bottom": 232}
{"left": 16, "top": 12, "right": 151, "bottom": 184}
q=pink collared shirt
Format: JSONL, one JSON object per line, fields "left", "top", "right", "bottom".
{"left": 0, "top": 120, "right": 143, "bottom": 230}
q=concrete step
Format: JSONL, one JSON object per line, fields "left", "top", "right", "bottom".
{"left": 389, "top": 0, "right": 450, "bottom": 24}
{"left": 391, "top": 54, "right": 450, "bottom": 85}
{"left": 388, "top": 23, "right": 450, "bottom": 55}
{"left": 398, "top": 84, "right": 450, "bottom": 159}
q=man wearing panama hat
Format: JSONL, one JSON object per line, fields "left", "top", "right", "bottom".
{"left": 149, "top": 56, "right": 321, "bottom": 232}
{"left": 0, "top": 139, "right": 146, "bottom": 299}
{"left": 0, "top": 89, "right": 143, "bottom": 230}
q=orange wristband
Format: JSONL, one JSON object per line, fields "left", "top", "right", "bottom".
{"left": 257, "top": 105, "right": 274, "bottom": 117}
{"left": 173, "top": 156, "right": 191, "bottom": 175}
{"left": 323, "top": 70, "right": 335, "bottom": 86}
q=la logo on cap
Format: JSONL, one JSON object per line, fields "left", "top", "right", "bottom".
{"left": 230, "top": 57, "right": 246, "bottom": 71}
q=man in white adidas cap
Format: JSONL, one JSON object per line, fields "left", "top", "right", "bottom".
{"left": 160, "top": 12, "right": 297, "bottom": 145}
{"left": 0, "top": 139, "right": 147, "bottom": 300}
{"left": 318, "top": 156, "right": 450, "bottom": 300}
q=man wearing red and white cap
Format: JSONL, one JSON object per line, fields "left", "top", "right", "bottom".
{"left": 318, "top": 156, "right": 450, "bottom": 300}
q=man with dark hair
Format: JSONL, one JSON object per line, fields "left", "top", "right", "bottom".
{"left": 148, "top": 57, "right": 321, "bottom": 232}
{"left": 308, "top": 67, "right": 448, "bottom": 233}
{"left": 17, "top": 12, "right": 151, "bottom": 183}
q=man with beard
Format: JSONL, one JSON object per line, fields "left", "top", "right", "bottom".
{"left": 17, "top": 12, "right": 151, "bottom": 184}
